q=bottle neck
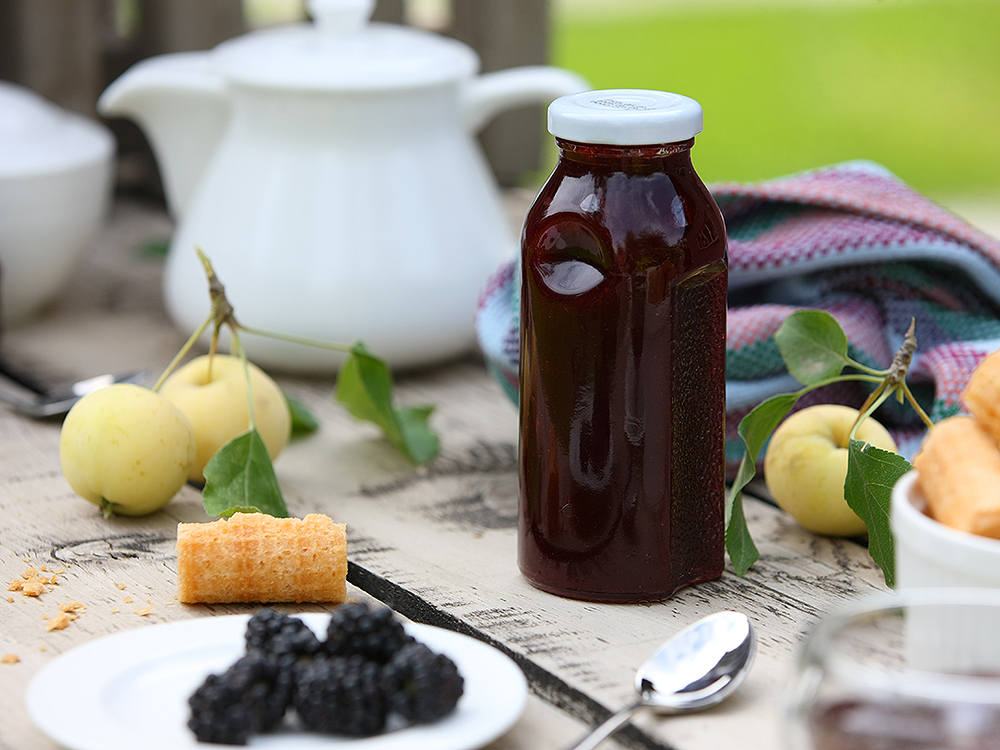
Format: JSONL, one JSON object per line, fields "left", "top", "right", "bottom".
{"left": 555, "top": 137, "right": 694, "bottom": 168}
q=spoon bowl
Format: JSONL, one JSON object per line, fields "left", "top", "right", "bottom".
{"left": 568, "top": 610, "right": 756, "bottom": 750}
{"left": 0, "top": 368, "right": 151, "bottom": 418}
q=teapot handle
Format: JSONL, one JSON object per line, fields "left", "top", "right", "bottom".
{"left": 461, "top": 66, "right": 590, "bottom": 133}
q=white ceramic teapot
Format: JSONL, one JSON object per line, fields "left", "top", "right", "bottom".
{"left": 98, "top": 0, "right": 587, "bottom": 372}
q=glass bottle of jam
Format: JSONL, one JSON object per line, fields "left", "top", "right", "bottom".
{"left": 518, "top": 90, "right": 728, "bottom": 602}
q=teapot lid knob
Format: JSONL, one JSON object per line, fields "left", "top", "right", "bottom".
{"left": 307, "top": 0, "right": 375, "bottom": 35}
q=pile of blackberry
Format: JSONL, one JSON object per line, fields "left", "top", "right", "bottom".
{"left": 188, "top": 603, "right": 464, "bottom": 745}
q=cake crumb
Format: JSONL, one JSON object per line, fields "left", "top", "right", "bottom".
{"left": 7, "top": 597, "right": 13, "bottom": 603}
{"left": 22, "top": 581, "right": 46, "bottom": 597}
{"left": 1, "top": 653, "right": 18, "bottom": 664}
{"left": 116, "top": 583, "right": 126, "bottom": 590}
{"left": 59, "top": 601, "right": 85, "bottom": 614}
{"left": 9, "top": 566, "right": 59, "bottom": 598}
{"left": 124, "top": 596, "right": 133, "bottom": 604}
{"left": 111, "top": 608, "right": 120, "bottom": 614}
{"left": 45, "top": 613, "right": 69, "bottom": 631}
{"left": 135, "top": 605, "right": 154, "bottom": 617}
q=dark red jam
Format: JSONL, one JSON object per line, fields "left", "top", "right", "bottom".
{"left": 809, "top": 698, "right": 1000, "bottom": 750}
{"left": 518, "top": 137, "right": 728, "bottom": 601}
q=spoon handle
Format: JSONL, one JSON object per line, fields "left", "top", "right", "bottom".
{"left": 564, "top": 700, "right": 646, "bottom": 750}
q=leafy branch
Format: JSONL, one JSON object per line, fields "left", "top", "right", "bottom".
{"left": 152, "top": 249, "right": 439, "bottom": 518}
{"left": 726, "top": 310, "right": 932, "bottom": 586}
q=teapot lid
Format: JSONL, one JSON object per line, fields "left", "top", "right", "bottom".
{"left": 0, "top": 81, "right": 114, "bottom": 178}
{"left": 212, "top": 0, "right": 479, "bottom": 90}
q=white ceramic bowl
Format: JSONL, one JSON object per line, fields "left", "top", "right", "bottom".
{"left": 0, "top": 82, "right": 115, "bottom": 325}
{"left": 892, "top": 470, "right": 1000, "bottom": 589}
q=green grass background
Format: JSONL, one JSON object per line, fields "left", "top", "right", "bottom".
{"left": 550, "top": 0, "right": 1000, "bottom": 202}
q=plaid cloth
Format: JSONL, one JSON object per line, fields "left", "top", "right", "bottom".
{"left": 475, "top": 161, "right": 1000, "bottom": 475}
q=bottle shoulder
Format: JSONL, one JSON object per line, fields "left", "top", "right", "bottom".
{"left": 523, "top": 159, "right": 726, "bottom": 273}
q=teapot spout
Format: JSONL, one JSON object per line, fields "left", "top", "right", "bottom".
{"left": 462, "top": 66, "right": 590, "bottom": 133}
{"left": 98, "top": 52, "right": 229, "bottom": 220}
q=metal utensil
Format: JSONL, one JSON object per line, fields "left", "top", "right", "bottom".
{"left": 0, "top": 369, "right": 150, "bottom": 418}
{"left": 566, "top": 610, "right": 756, "bottom": 750}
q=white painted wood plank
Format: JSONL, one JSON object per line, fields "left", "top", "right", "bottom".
{"left": 0, "top": 197, "right": 890, "bottom": 750}
{"left": 274, "top": 363, "right": 889, "bottom": 750}
{"left": 0, "top": 351, "right": 623, "bottom": 750}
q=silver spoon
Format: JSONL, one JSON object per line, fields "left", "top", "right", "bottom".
{"left": 0, "top": 370, "right": 150, "bottom": 418}
{"left": 566, "top": 610, "right": 756, "bottom": 750}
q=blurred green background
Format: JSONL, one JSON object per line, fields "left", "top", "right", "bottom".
{"left": 550, "top": 0, "right": 1000, "bottom": 208}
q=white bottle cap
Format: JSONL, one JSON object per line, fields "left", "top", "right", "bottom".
{"left": 547, "top": 89, "right": 703, "bottom": 146}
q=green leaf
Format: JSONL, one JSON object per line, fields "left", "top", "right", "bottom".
{"left": 395, "top": 405, "right": 440, "bottom": 466}
{"left": 285, "top": 393, "right": 319, "bottom": 436}
{"left": 202, "top": 429, "right": 289, "bottom": 518}
{"left": 775, "top": 310, "right": 851, "bottom": 385}
{"left": 726, "top": 486, "right": 758, "bottom": 576}
{"left": 727, "top": 391, "right": 802, "bottom": 520}
{"left": 725, "top": 391, "right": 801, "bottom": 575}
{"left": 741, "top": 393, "right": 803, "bottom": 467}
{"left": 215, "top": 505, "right": 262, "bottom": 516}
{"left": 137, "top": 236, "right": 171, "bottom": 258}
{"left": 335, "top": 343, "right": 440, "bottom": 465}
{"left": 845, "top": 439, "right": 913, "bottom": 588}
{"left": 336, "top": 344, "right": 397, "bottom": 434}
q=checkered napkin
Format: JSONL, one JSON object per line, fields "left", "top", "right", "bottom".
{"left": 474, "top": 161, "right": 1000, "bottom": 475}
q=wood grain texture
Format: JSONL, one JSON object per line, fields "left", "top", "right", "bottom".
{"left": 275, "top": 364, "right": 888, "bottom": 750}
{"left": 0, "top": 198, "right": 888, "bottom": 750}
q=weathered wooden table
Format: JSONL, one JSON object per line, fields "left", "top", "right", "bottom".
{"left": 0, "top": 196, "right": 888, "bottom": 750}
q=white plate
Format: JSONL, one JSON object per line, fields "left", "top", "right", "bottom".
{"left": 27, "top": 614, "right": 528, "bottom": 750}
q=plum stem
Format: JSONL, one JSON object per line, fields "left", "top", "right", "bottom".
{"left": 152, "top": 312, "right": 212, "bottom": 392}
{"left": 848, "top": 318, "right": 929, "bottom": 441}
{"left": 236, "top": 324, "right": 355, "bottom": 353}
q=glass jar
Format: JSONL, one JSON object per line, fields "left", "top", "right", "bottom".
{"left": 518, "top": 89, "right": 728, "bottom": 601}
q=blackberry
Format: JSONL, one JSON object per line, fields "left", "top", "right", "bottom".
{"left": 293, "top": 653, "right": 388, "bottom": 736}
{"left": 245, "top": 608, "right": 322, "bottom": 668}
{"left": 325, "top": 602, "right": 411, "bottom": 663}
{"left": 187, "top": 651, "right": 290, "bottom": 744}
{"left": 381, "top": 641, "right": 464, "bottom": 724}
